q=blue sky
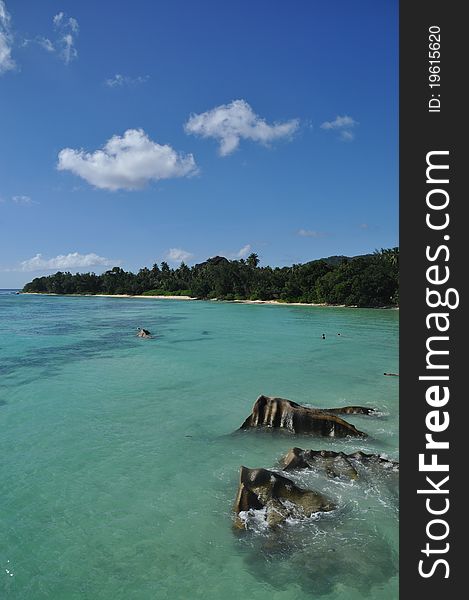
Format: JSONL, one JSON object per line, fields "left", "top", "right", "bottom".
{"left": 0, "top": 0, "right": 398, "bottom": 288}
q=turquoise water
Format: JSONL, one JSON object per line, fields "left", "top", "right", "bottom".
{"left": 0, "top": 292, "right": 399, "bottom": 599}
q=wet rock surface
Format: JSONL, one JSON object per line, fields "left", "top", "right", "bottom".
{"left": 239, "top": 395, "right": 367, "bottom": 437}
{"left": 281, "top": 447, "right": 399, "bottom": 479}
{"left": 233, "top": 466, "right": 335, "bottom": 529}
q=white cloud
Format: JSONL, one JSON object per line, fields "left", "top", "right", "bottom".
{"left": 53, "top": 12, "right": 64, "bottom": 27}
{"left": 105, "top": 74, "right": 125, "bottom": 87}
{"left": 0, "top": 194, "right": 37, "bottom": 206}
{"left": 68, "top": 17, "right": 79, "bottom": 34}
{"left": 339, "top": 130, "right": 355, "bottom": 141}
{"left": 1, "top": 5, "right": 79, "bottom": 73}
{"left": 60, "top": 33, "right": 76, "bottom": 64}
{"left": 20, "top": 252, "right": 119, "bottom": 272}
{"left": 226, "top": 244, "right": 253, "bottom": 260}
{"left": 53, "top": 12, "right": 78, "bottom": 33}
{"left": 12, "top": 195, "right": 36, "bottom": 205}
{"left": 0, "top": 0, "right": 15, "bottom": 75}
{"left": 297, "top": 229, "right": 327, "bottom": 238}
{"left": 57, "top": 128, "right": 198, "bottom": 191}
{"left": 105, "top": 73, "right": 149, "bottom": 88}
{"left": 320, "top": 115, "right": 358, "bottom": 141}
{"left": 184, "top": 99, "right": 299, "bottom": 156}
{"left": 38, "top": 36, "right": 54, "bottom": 52}
{"left": 22, "top": 35, "right": 55, "bottom": 53}
{"left": 53, "top": 11, "right": 78, "bottom": 64}
{"left": 165, "top": 248, "right": 194, "bottom": 263}
{"left": 320, "top": 115, "right": 356, "bottom": 130}
{"left": 235, "top": 244, "right": 252, "bottom": 259}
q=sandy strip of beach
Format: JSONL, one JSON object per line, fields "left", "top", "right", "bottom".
{"left": 98, "top": 296, "right": 347, "bottom": 307}
{"left": 94, "top": 294, "right": 197, "bottom": 300}
{"left": 20, "top": 293, "right": 397, "bottom": 308}
{"left": 232, "top": 299, "right": 329, "bottom": 307}
{"left": 22, "top": 292, "right": 196, "bottom": 300}
{"left": 22, "top": 293, "right": 332, "bottom": 305}
{"left": 107, "top": 297, "right": 349, "bottom": 307}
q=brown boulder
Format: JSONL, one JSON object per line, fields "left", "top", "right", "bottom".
{"left": 233, "top": 466, "right": 335, "bottom": 529}
{"left": 281, "top": 447, "right": 399, "bottom": 479}
{"left": 239, "top": 395, "right": 366, "bottom": 437}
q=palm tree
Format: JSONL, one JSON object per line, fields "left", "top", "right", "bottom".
{"left": 246, "top": 253, "right": 260, "bottom": 268}
{"left": 374, "top": 247, "right": 399, "bottom": 267}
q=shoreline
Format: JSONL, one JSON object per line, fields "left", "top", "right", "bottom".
{"left": 21, "top": 292, "right": 197, "bottom": 301}
{"left": 19, "top": 292, "right": 398, "bottom": 309}
{"left": 231, "top": 299, "right": 398, "bottom": 309}
{"left": 95, "top": 294, "right": 197, "bottom": 300}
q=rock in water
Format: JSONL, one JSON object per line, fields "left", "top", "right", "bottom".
{"left": 239, "top": 395, "right": 366, "bottom": 437}
{"left": 233, "top": 466, "right": 335, "bottom": 529}
{"left": 281, "top": 447, "right": 399, "bottom": 479}
{"left": 137, "top": 328, "right": 151, "bottom": 338}
{"left": 324, "top": 405, "right": 376, "bottom": 415}
{"left": 281, "top": 447, "right": 359, "bottom": 479}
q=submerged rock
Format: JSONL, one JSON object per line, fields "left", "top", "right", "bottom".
{"left": 239, "top": 518, "right": 398, "bottom": 597}
{"left": 281, "top": 447, "right": 399, "bottom": 479}
{"left": 239, "top": 395, "right": 366, "bottom": 437}
{"left": 234, "top": 466, "right": 335, "bottom": 529}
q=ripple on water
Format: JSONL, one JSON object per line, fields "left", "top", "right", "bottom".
{"left": 0, "top": 295, "right": 398, "bottom": 600}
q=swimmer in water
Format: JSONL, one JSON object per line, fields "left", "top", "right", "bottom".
{"left": 137, "top": 327, "right": 151, "bottom": 337}
{"left": 321, "top": 334, "right": 326, "bottom": 340}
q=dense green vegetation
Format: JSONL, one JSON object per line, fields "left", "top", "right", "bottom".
{"left": 22, "top": 248, "right": 399, "bottom": 307}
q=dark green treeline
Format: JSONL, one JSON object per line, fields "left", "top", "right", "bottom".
{"left": 23, "top": 248, "right": 399, "bottom": 308}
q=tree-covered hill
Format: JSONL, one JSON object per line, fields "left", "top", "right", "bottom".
{"left": 22, "top": 248, "right": 399, "bottom": 307}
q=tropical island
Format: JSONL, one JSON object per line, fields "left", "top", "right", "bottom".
{"left": 22, "top": 247, "right": 398, "bottom": 308}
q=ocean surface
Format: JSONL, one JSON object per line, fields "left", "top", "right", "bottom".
{"left": 0, "top": 291, "right": 399, "bottom": 600}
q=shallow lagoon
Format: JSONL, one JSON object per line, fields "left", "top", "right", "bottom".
{"left": 0, "top": 294, "right": 398, "bottom": 599}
